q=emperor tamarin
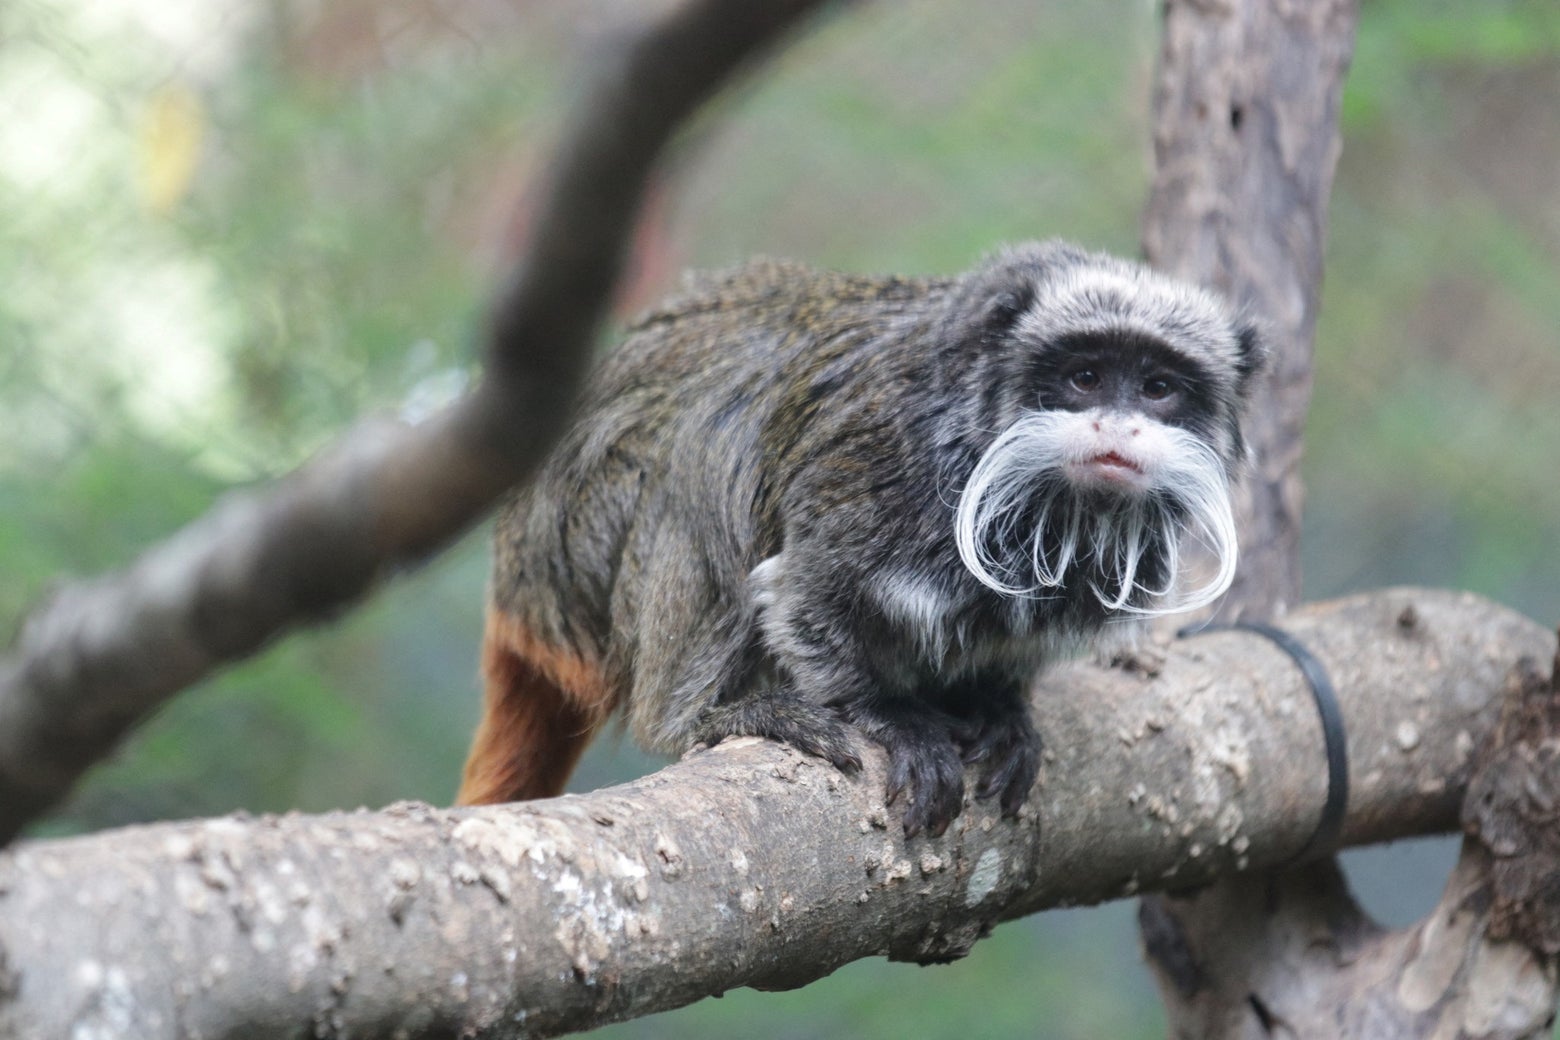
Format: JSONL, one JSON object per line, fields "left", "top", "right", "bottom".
{"left": 457, "top": 240, "right": 1265, "bottom": 836}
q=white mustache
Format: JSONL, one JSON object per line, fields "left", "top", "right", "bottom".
{"left": 953, "top": 410, "right": 1238, "bottom": 616}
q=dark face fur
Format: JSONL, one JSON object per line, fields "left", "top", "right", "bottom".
{"left": 1035, "top": 331, "right": 1219, "bottom": 440}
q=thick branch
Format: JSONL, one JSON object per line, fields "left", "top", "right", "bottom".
{"left": 0, "top": 589, "right": 1549, "bottom": 1038}
{"left": 0, "top": 0, "right": 832, "bottom": 847}
{"left": 1144, "top": 640, "right": 1560, "bottom": 1039}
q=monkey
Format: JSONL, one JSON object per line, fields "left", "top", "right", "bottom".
{"left": 456, "top": 240, "right": 1265, "bottom": 837}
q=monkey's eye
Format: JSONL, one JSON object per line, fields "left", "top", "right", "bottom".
{"left": 1141, "top": 376, "right": 1174, "bottom": 400}
{"left": 1070, "top": 369, "right": 1100, "bottom": 392}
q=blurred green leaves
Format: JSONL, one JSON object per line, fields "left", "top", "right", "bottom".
{"left": 1345, "top": 0, "right": 1560, "bottom": 127}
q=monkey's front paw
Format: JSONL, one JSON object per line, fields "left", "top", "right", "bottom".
{"left": 957, "top": 711, "right": 1040, "bottom": 818}
{"left": 832, "top": 697, "right": 968, "bottom": 837}
{"left": 692, "top": 696, "right": 862, "bottom": 774}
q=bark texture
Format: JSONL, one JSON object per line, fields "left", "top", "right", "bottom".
{"left": 1141, "top": 0, "right": 1358, "bottom": 620}
{"left": 0, "top": 0, "right": 833, "bottom": 848}
{"left": 1143, "top": 646, "right": 1560, "bottom": 1040}
{"left": 0, "top": 588, "right": 1550, "bottom": 1039}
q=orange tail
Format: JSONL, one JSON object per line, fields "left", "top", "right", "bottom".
{"left": 456, "top": 608, "right": 613, "bottom": 806}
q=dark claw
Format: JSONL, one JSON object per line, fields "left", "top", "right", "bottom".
{"left": 882, "top": 733, "right": 965, "bottom": 837}
{"left": 953, "top": 705, "right": 1040, "bottom": 818}
{"left": 832, "top": 696, "right": 967, "bottom": 837}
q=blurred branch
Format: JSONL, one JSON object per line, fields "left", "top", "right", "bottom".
{"left": 0, "top": 0, "right": 834, "bottom": 847}
{"left": 0, "top": 588, "right": 1549, "bottom": 1039}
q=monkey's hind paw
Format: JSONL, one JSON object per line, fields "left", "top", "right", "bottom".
{"left": 882, "top": 733, "right": 966, "bottom": 839}
{"left": 691, "top": 696, "right": 862, "bottom": 774}
{"left": 957, "top": 710, "right": 1040, "bottom": 819}
{"left": 1106, "top": 641, "right": 1168, "bottom": 677}
{"left": 833, "top": 698, "right": 967, "bottom": 838}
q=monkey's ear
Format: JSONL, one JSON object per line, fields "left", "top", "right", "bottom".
{"left": 941, "top": 270, "right": 1035, "bottom": 351}
{"left": 950, "top": 240, "right": 1086, "bottom": 347}
{"left": 954, "top": 257, "right": 1041, "bottom": 340}
{"left": 979, "top": 282, "right": 1037, "bottom": 335}
{"left": 968, "top": 239, "right": 1090, "bottom": 329}
{"left": 1232, "top": 320, "right": 1269, "bottom": 397}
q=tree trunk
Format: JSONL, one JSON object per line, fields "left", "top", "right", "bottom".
{"left": 1137, "top": 1, "right": 1560, "bottom": 1035}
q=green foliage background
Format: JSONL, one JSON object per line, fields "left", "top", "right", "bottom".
{"left": 1, "top": 1, "right": 1556, "bottom": 1035}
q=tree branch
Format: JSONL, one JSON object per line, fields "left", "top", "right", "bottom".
{"left": 1144, "top": 640, "right": 1560, "bottom": 1040}
{"left": 0, "top": 0, "right": 834, "bottom": 847}
{"left": 0, "top": 588, "right": 1550, "bottom": 1038}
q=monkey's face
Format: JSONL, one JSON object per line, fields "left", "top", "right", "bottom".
{"left": 953, "top": 332, "right": 1240, "bottom": 616}
{"left": 939, "top": 242, "right": 1265, "bottom": 616}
